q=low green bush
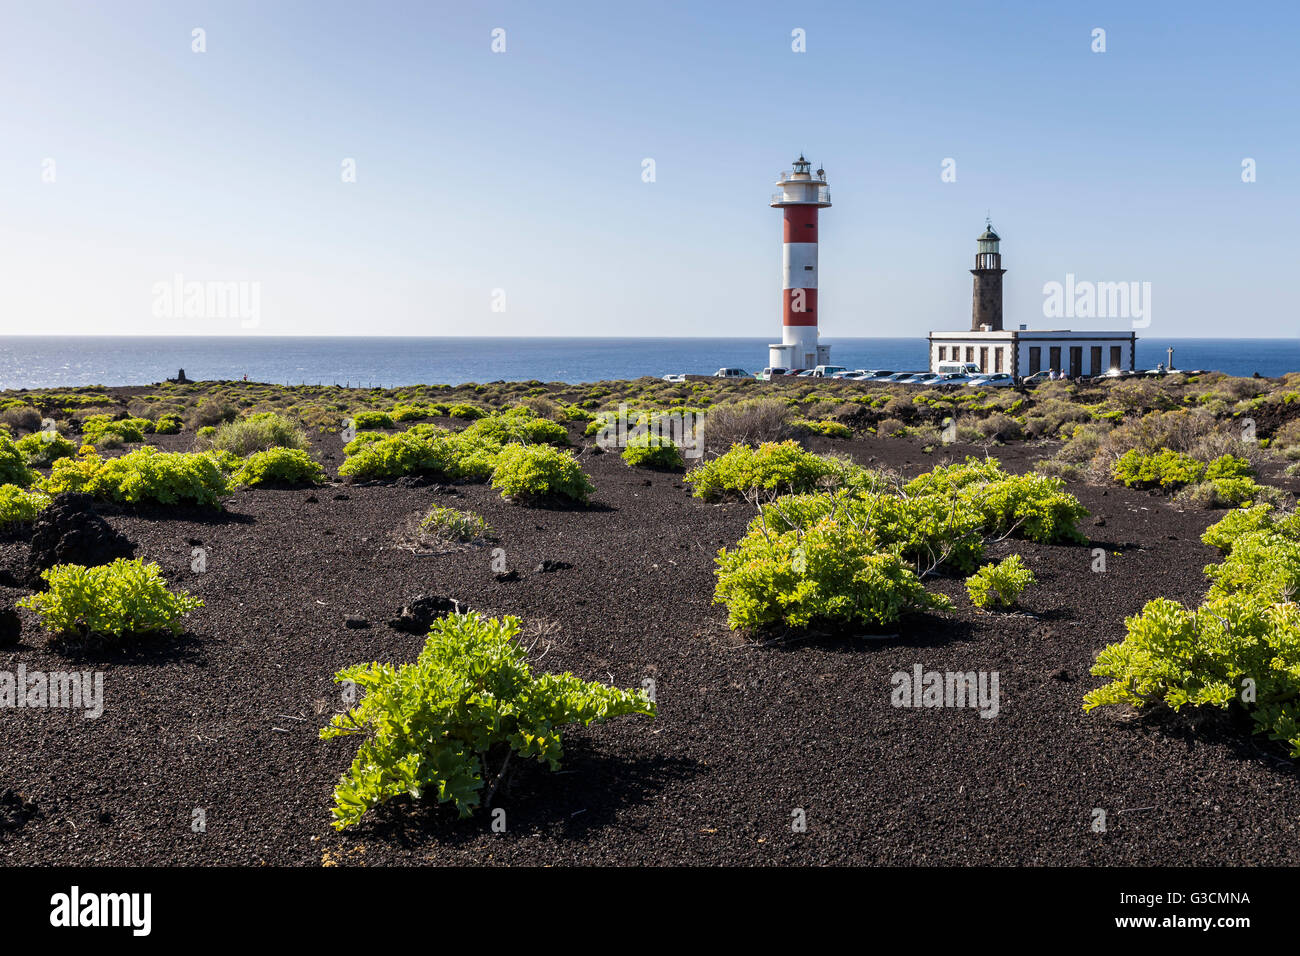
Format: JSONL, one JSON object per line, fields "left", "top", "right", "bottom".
{"left": 418, "top": 505, "right": 492, "bottom": 543}
{"left": 391, "top": 404, "right": 429, "bottom": 422}
{"left": 714, "top": 517, "right": 952, "bottom": 629}
{"left": 1112, "top": 448, "right": 1206, "bottom": 490}
{"left": 904, "top": 458, "right": 1088, "bottom": 544}
{"left": 16, "top": 431, "right": 77, "bottom": 466}
{"left": 342, "top": 431, "right": 387, "bottom": 455}
{"left": 81, "top": 415, "right": 152, "bottom": 444}
{"left": 1085, "top": 594, "right": 1300, "bottom": 757}
{"left": 320, "top": 612, "right": 655, "bottom": 827}
{"left": 1200, "top": 505, "right": 1300, "bottom": 553}
{"left": 0, "top": 433, "right": 35, "bottom": 486}
{"left": 199, "top": 412, "right": 308, "bottom": 456}
{"left": 490, "top": 444, "right": 593, "bottom": 503}
{"left": 338, "top": 431, "right": 493, "bottom": 482}
{"left": 0, "top": 484, "right": 51, "bottom": 526}
{"left": 351, "top": 410, "right": 395, "bottom": 430}
{"left": 1203, "top": 531, "right": 1300, "bottom": 605}
{"left": 686, "top": 440, "right": 838, "bottom": 501}
{"left": 232, "top": 448, "right": 325, "bottom": 488}
{"left": 1175, "top": 476, "right": 1275, "bottom": 509}
{"left": 794, "top": 418, "right": 852, "bottom": 439}
{"left": 461, "top": 408, "right": 568, "bottom": 447}
{"left": 43, "top": 447, "right": 229, "bottom": 507}
{"left": 152, "top": 413, "right": 183, "bottom": 435}
{"left": 448, "top": 403, "right": 486, "bottom": 420}
{"left": 621, "top": 433, "right": 685, "bottom": 470}
{"left": 966, "top": 555, "right": 1036, "bottom": 609}
{"left": 19, "top": 558, "right": 202, "bottom": 641}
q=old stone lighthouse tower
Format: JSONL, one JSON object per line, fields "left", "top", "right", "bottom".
{"left": 970, "top": 220, "right": 1006, "bottom": 331}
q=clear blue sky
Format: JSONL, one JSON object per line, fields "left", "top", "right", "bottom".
{"left": 0, "top": 0, "right": 1295, "bottom": 338}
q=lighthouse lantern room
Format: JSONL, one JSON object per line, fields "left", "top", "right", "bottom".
{"left": 768, "top": 156, "right": 832, "bottom": 371}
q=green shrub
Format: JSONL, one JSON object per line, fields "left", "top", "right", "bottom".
{"left": 391, "top": 404, "right": 429, "bottom": 422}
{"left": 339, "top": 431, "right": 490, "bottom": 482}
{"left": 1112, "top": 448, "right": 1205, "bottom": 490}
{"left": 153, "top": 413, "right": 183, "bottom": 435}
{"left": 320, "top": 612, "right": 655, "bottom": 827}
{"left": 490, "top": 444, "right": 593, "bottom": 503}
{"left": 621, "top": 433, "right": 685, "bottom": 470}
{"left": 794, "top": 418, "right": 852, "bottom": 439}
{"left": 1084, "top": 594, "right": 1300, "bottom": 757}
{"left": 342, "top": 431, "right": 387, "bottom": 455}
{"left": 686, "top": 441, "right": 838, "bottom": 501}
{"left": 232, "top": 448, "right": 325, "bottom": 488}
{"left": 0, "top": 433, "right": 35, "bottom": 486}
{"left": 16, "top": 431, "right": 76, "bottom": 467}
{"left": 1175, "top": 476, "right": 1273, "bottom": 509}
{"left": 761, "top": 489, "right": 987, "bottom": 575}
{"left": 1203, "top": 531, "right": 1300, "bottom": 605}
{"left": 43, "top": 447, "right": 229, "bottom": 507}
{"left": 1203, "top": 454, "right": 1253, "bottom": 481}
{"left": 0, "top": 484, "right": 51, "bottom": 526}
{"left": 966, "top": 555, "right": 1036, "bottom": 609}
{"left": 81, "top": 415, "right": 151, "bottom": 444}
{"left": 418, "top": 505, "right": 492, "bottom": 543}
{"left": 448, "top": 403, "right": 486, "bottom": 420}
{"left": 461, "top": 408, "right": 568, "bottom": 447}
{"left": 714, "top": 517, "right": 952, "bottom": 630}
{"left": 200, "top": 412, "right": 308, "bottom": 456}
{"left": 352, "top": 410, "right": 396, "bottom": 430}
{"left": 19, "top": 559, "right": 202, "bottom": 641}
{"left": 904, "top": 458, "right": 1088, "bottom": 544}
{"left": 1200, "top": 505, "right": 1298, "bottom": 553}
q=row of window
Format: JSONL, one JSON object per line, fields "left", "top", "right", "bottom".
{"left": 936, "top": 344, "right": 1126, "bottom": 375}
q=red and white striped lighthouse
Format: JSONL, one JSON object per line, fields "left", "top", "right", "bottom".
{"left": 769, "top": 155, "right": 831, "bottom": 371}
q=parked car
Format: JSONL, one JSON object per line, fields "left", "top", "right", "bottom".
{"left": 811, "top": 365, "right": 848, "bottom": 378}
{"left": 935, "top": 361, "right": 984, "bottom": 377}
{"left": 875, "top": 371, "right": 919, "bottom": 384}
{"left": 896, "top": 372, "right": 934, "bottom": 385}
{"left": 661, "top": 373, "right": 686, "bottom": 383}
{"left": 856, "top": 370, "right": 895, "bottom": 382}
{"left": 1020, "top": 370, "right": 1056, "bottom": 385}
{"left": 713, "top": 367, "right": 750, "bottom": 379}
{"left": 796, "top": 369, "right": 817, "bottom": 377}
{"left": 756, "top": 367, "right": 788, "bottom": 381}
{"left": 785, "top": 368, "right": 807, "bottom": 377}
{"left": 967, "top": 372, "right": 1016, "bottom": 388}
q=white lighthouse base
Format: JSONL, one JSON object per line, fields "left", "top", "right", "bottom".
{"left": 769, "top": 338, "right": 830, "bottom": 372}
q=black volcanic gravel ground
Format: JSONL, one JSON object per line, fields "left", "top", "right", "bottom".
{"left": 2, "top": 427, "right": 1299, "bottom": 867}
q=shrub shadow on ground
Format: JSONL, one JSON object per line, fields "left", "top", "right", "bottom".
{"left": 749, "top": 611, "right": 977, "bottom": 655}
{"left": 342, "top": 742, "right": 700, "bottom": 849}
{"left": 43, "top": 630, "right": 206, "bottom": 666}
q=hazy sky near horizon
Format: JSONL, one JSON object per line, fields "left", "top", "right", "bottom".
{"left": 1, "top": 0, "right": 1296, "bottom": 339}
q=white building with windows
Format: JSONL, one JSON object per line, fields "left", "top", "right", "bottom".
{"left": 927, "top": 224, "right": 1136, "bottom": 378}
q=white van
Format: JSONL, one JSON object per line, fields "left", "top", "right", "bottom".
{"left": 936, "top": 361, "right": 983, "bottom": 377}
{"left": 713, "top": 367, "right": 751, "bottom": 379}
{"left": 812, "top": 365, "right": 848, "bottom": 378}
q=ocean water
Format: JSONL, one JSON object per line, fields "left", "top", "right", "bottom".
{"left": 0, "top": 336, "right": 1297, "bottom": 391}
